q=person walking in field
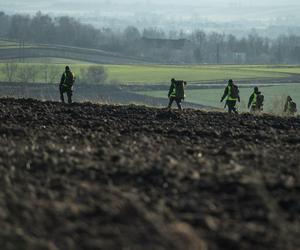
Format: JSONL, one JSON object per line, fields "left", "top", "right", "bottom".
{"left": 60, "top": 66, "right": 75, "bottom": 104}
{"left": 167, "top": 78, "right": 187, "bottom": 111}
{"left": 248, "top": 87, "right": 264, "bottom": 113}
{"left": 220, "top": 79, "right": 240, "bottom": 114}
{"left": 284, "top": 96, "right": 297, "bottom": 115}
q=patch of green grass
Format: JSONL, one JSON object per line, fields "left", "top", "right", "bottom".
{"left": 246, "top": 65, "right": 300, "bottom": 75}
{"left": 11, "top": 57, "right": 93, "bottom": 64}
{"left": 0, "top": 62, "right": 94, "bottom": 83}
{"left": 105, "top": 64, "right": 289, "bottom": 84}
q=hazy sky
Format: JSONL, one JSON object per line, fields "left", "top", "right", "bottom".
{"left": 3, "top": 0, "right": 300, "bottom": 7}
{"left": 68, "top": 0, "right": 299, "bottom": 6}
{"left": 2, "top": 0, "right": 300, "bottom": 11}
{"left": 66, "top": 0, "right": 300, "bottom": 6}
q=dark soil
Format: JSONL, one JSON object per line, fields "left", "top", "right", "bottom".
{"left": 0, "top": 98, "right": 299, "bottom": 250}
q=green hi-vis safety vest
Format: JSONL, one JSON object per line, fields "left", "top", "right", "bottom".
{"left": 169, "top": 81, "right": 185, "bottom": 99}
{"left": 63, "top": 72, "right": 75, "bottom": 87}
{"left": 252, "top": 93, "right": 257, "bottom": 106}
{"left": 170, "top": 86, "right": 176, "bottom": 97}
{"left": 227, "top": 85, "right": 238, "bottom": 101}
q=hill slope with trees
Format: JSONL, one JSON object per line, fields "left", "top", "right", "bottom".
{"left": 2, "top": 11, "right": 300, "bottom": 64}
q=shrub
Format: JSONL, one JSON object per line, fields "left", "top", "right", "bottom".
{"left": 80, "top": 65, "right": 108, "bottom": 84}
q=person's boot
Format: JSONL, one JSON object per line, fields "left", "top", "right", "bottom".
{"left": 177, "top": 103, "right": 182, "bottom": 111}
{"left": 60, "top": 94, "right": 65, "bottom": 103}
{"left": 68, "top": 97, "right": 72, "bottom": 104}
{"left": 67, "top": 93, "right": 72, "bottom": 104}
{"left": 233, "top": 107, "right": 238, "bottom": 114}
{"left": 167, "top": 101, "right": 172, "bottom": 110}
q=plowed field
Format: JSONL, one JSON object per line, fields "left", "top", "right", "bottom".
{"left": 0, "top": 98, "right": 299, "bottom": 250}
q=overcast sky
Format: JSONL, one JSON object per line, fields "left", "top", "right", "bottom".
{"left": 65, "top": 0, "right": 300, "bottom": 6}
{"left": 4, "top": 0, "right": 300, "bottom": 7}
{"left": 2, "top": 0, "right": 300, "bottom": 11}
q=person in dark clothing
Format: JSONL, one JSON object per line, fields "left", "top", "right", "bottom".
{"left": 248, "top": 87, "right": 264, "bottom": 113}
{"left": 60, "top": 66, "right": 75, "bottom": 104}
{"left": 220, "top": 79, "right": 240, "bottom": 114}
{"left": 284, "top": 96, "right": 297, "bottom": 115}
{"left": 167, "top": 78, "right": 187, "bottom": 111}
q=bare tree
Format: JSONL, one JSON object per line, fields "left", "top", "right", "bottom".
{"left": 48, "top": 65, "right": 61, "bottom": 84}
{"left": 26, "top": 65, "right": 39, "bottom": 83}
{"left": 80, "top": 66, "right": 108, "bottom": 84}
{"left": 16, "top": 65, "right": 30, "bottom": 83}
{"left": 42, "top": 64, "right": 49, "bottom": 83}
{"left": 1, "top": 61, "right": 18, "bottom": 82}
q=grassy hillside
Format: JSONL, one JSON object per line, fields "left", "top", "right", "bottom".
{"left": 0, "top": 39, "right": 150, "bottom": 64}
{"left": 0, "top": 38, "right": 299, "bottom": 84}
{"left": 105, "top": 64, "right": 289, "bottom": 84}
{"left": 0, "top": 61, "right": 298, "bottom": 84}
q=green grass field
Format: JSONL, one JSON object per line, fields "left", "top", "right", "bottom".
{"left": 0, "top": 61, "right": 298, "bottom": 84}
{"left": 105, "top": 64, "right": 290, "bottom": 83}
{"left": 140, "top": 83, "right": 300, "bottom": 113}
{"left": 0, "top": 55, "right": 299, "bottom": 113}
{"left": 21, "top": 57, "right": 92, "bottom": 64}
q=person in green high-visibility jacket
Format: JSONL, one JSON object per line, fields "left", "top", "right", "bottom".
{"left": 220, "top": 79, "right": 240, "bottom": 114}
{"left": 167, "top": 78, "right": 187, "bottom": 111}
{"left": 248, "top": 87, "right": 264, "bottom": 113}
{"left": 59, "top": 66, "right": 75, "bottom": 104}
{"left": 284, "top": 96, "right": 297, "bottom": 115}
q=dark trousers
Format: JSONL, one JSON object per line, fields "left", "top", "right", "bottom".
{"left": 226, "top": 100, "right": 238, "bottom": 114}
{"left": 250, "top": 105, "right": 262, "bottom": 113}
{"left": 168, "top": 97, "right": 182, "bottom": 110}
{"left": 60, "top": 85, "right": 72, "bottom": 104}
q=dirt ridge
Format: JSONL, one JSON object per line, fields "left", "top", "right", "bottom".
{"left": 0, "top": 98, "right": 299, "bottom": 250}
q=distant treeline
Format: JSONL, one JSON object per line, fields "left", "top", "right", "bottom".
{"left": 1, "top": 11, "right": 300, "bottom": 64}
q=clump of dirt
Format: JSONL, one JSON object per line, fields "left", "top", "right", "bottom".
{"left": 0, "top": 98, "right": 299, "bottom": 250}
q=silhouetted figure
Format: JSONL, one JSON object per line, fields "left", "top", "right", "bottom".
{"left": 220, "top": 79, "right": 240, "bottom": 114}
{"left": 167, "top": 78, "right": 187, "bottom": 111}
{"left": 248, "top": 86, "right": 264, "bottom": 113}
{"left": 284, "top": 96, "right": 297, "bottom": 115}
{"left": 60, "top": 66, "right": 75, "bottom": 104}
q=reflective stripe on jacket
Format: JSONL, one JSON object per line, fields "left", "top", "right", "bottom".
{"left": 170, "top": 85, "right": 176, "bottom": 97}
{"left": 61, "top": 71, "right": 74, "bottom": 87}
{"left": 227, "top": 85, "right": 238, "bottom": 101}
{"left": 252, "top": 93, "right": 257, "bottom": 106}
{"left": 168, "top": 81, "right": 185, "bottom": 99}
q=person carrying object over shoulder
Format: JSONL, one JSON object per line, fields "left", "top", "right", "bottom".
{"left": 220, "top": 79, "right": 240, "bottom": 114}
{"left": 284, "top": 95, "right": 297, "bottom": 116}
{"left": 167, "top": 78, "right": 187, "bottom": 111}
{"left": 248, "top": 86, "right": 264, "bottom": 113}
{"left": 59, "top": 66, "right": 75, "bottom": 104}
